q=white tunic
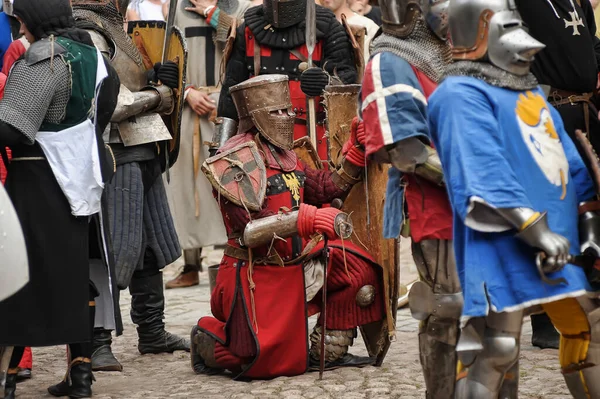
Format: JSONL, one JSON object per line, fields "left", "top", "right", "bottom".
{"left": 165, "top": 0, "right": 251, "bottom": 250}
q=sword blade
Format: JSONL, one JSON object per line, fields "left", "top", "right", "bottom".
{"left": 305, "top": 0, "right": 316, "bottom": 66}
{"left": 161, "top": 0, "right": 179, "bottom": 64}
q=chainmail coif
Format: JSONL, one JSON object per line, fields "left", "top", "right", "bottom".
{"left": 443, "top": 60, "right": 539, "bottom": 91}
{"left": 72, "top": 2, "right": 143, "bottom": 66}
{"left": 370, "top": 19, "right": 452, "bottom": 83}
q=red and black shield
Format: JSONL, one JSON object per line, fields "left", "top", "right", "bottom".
{"left": 201, "top": 141, "right": 267, "bottom": 212}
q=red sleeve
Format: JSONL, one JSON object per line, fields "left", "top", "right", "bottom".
{"left": 0, "top": 72, "right": 6, "bottom": 100}
{"left": 214, "top": 190, "right": 276, "bottom": 234}
{"left": 2, "top": 40, "right": 25, "bottom": 75}
{"left": 302, "top": 162, "right": 347, "bottom": 206}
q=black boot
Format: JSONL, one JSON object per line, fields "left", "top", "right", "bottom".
{"left": 92, "top": 329, "right": 123, "bottom": 372}
{"left": 3, "top": 372, "right": 17, "bottom": 399}
{"left": 130, "top": 271, "right": 190, "bottom": 354}
{"left": 48, "top": 359, "right": 94, "bottom": 398}
{"left": 531, "top": 313, "right": 560, "bottom": 349}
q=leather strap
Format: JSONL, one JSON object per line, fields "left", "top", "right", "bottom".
{"left": 289, "top": 48, "right": 308, "bottom": 63}
{"left": 548, "top": 89, "right": 593, "bottom": 107}
{"left": 254, "top": 38, "right": 261, "bottom": 75}
{"left": 548, "top": 89, "right": 594, "bottom": 135}
{"left": 193, "top": 114, "right": 201, "bottom": 217}
{"left": 224, "top": 238, "right": 320, "bottom": 265}
{"left": 579, "top": 201, "right": 600, "bottom": 215}
{"left": 132, "top": 32, "right": 155, "bottom": 71}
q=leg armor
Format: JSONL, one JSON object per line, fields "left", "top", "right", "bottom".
{"left": 190, "top": 326, "right": 225, "bottom": 375}
{"left": 543, "top": 297, "right": 600, "bottom": 398}
{"left": 309, "top": 326, "right": 355, "bottom": 363}
{"left": 455, "top": 310, "right": 524, "bottom": 399}
{"left": 409, "top": 239, "right": 462, "bottom": 399}
{"left": 308, "top": 326, "right": 375, "bottom": 370}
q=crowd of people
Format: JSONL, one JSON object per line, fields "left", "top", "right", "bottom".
{"left": 2, "top": 0, "right": 600, "bottom": 398}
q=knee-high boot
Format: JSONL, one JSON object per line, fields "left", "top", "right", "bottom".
{"left": 130, "top": 270, "right": 190, "bottom": 354}
{"left": 91, "top": 329, "right": 122, "bottom": 372}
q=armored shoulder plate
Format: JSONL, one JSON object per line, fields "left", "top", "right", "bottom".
{"left": 201, "top": 141, "right": 267, "bottom": 212}
{"left": 24, "top": 39, "right": 67, "bottom": 66}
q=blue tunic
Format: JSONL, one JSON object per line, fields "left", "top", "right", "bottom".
{"left": 428, "top": 76, "right": 596, "bottom": 319}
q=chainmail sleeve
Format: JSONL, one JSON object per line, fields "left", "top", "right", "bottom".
{"left": 321, "top": 13, "right": 357, "bottom": 85}
{"left": 0, "top": 58, "right": 70, "bottom": 144}
{"left": 217, "top": 24, "right": 250, "bottom": 121}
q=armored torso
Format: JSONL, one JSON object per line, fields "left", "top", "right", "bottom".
{"left": 73, "top": 6, "right": 147, "bottom": 91}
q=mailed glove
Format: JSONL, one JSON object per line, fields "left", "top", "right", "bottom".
{"left": 300, "top": 67, "right": 329, "bottom": 97}
{"left": 297, "top": 203, "right": 342, "bottom": 240}
{"left": 516, "top": 212, "right": 571, "bottom": 273}
{"left": 148, "top": 61, "right": 179, "bottom": 89}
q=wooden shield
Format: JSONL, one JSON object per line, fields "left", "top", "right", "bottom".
{"left": 201, "top": 141, "right": 267, "bottom": 212}
{"left": 324, "top": 84, "right": 400, "bottom": 366}
{"left": 127, "top": 20, "right": 188, "bottom": 167}
{"left": 293, "top": 136, "right": 322, "bottom": 170}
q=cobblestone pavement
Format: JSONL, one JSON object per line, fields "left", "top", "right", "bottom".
{"left": 13, "top": 243, "right": 571, "bottom": 398}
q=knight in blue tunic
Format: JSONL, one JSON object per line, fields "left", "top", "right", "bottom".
{"left": 428, "top": 0, "right": 600, "bottom": 397}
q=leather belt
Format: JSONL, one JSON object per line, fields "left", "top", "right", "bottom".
{"left": 224, "top": 238, "right": 321, "bottom": 266}
{"left": 548, "top": 88, "right": 596, "bottom": 135}
{"left": 579, "top": 201, "right": 600, "bottom": 215}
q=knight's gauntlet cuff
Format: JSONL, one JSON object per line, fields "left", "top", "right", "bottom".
{"left": 415, "top": 147, "right": 444, "bottom": 186}
{"left": 144, "top": 84, "right": 175, "bottom": 115}
{"left": 332, "top": 157, "right": 363, "bottom": 191}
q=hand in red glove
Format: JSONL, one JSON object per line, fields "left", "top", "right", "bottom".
{"left": 342, "top": 116, "right": 366, "bottom": 154}
{"left": 297, "top": 203, "right": 342, "bottom": 240}
{"left": 340, "top": 117, "right": 367, "bottom": 167}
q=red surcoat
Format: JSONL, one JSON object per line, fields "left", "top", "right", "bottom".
{"left": 197, "top": 134, "right": 383, "bottom": 379}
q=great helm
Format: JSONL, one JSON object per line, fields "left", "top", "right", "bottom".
{"left": 230, "top": 75, "right": 296, "bottom": 151}
{"left": 263, "top": 0, "right": 307, "bottom": 29}
{"left": 449, "top": 0, "right": 545, "bottom": 76}
{"left": 380, "top": 0, "right": 449, "bottom": 41}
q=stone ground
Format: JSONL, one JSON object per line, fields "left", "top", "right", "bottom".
{"left": 11, "top": 242, "right": 571, "bottom": 398}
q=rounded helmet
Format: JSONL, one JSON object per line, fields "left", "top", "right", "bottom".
{"left": 449, "top": 0, "right": 545, "bottom": 76}
{"left": 380, "top": 0, "right": 449, "bottom": 41}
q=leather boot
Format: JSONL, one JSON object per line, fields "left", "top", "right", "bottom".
{"left": 165, "top": 264, "right": 200, "bottom": 289}
{"left": 130, "top": 271, "right": 190, "bottom": 354}
{"left": 48, "top": 358, "right": 94, "bottom": 398}
{"left": 91, "top": 329, "right": 123, "bottom": 372}
{"left": 531, "top": 313, "right": 559, "bottom": 349}
{"left": 3, "top": 371, "right": 17, "bottom": 399}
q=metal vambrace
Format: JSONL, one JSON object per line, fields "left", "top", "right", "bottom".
{"left": 388, "top": 138, "right": 444, "bottom": 186}
{"left": 242, "top": 211, "right": 300, "bottom": 248}
{"left": 331, "top": 157, "right": 363, "bottom": 191}
{"left": 110, "top": 85, "right": 175, "bottom": 123}
{"left": 242, "top": 210, "right": 353, "bottom": 248}
{"left": 309, "top": 326, "right": 356, "bottom": 363}
{"left": 208, "top": 117, "right": 238, "bottom": 157}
